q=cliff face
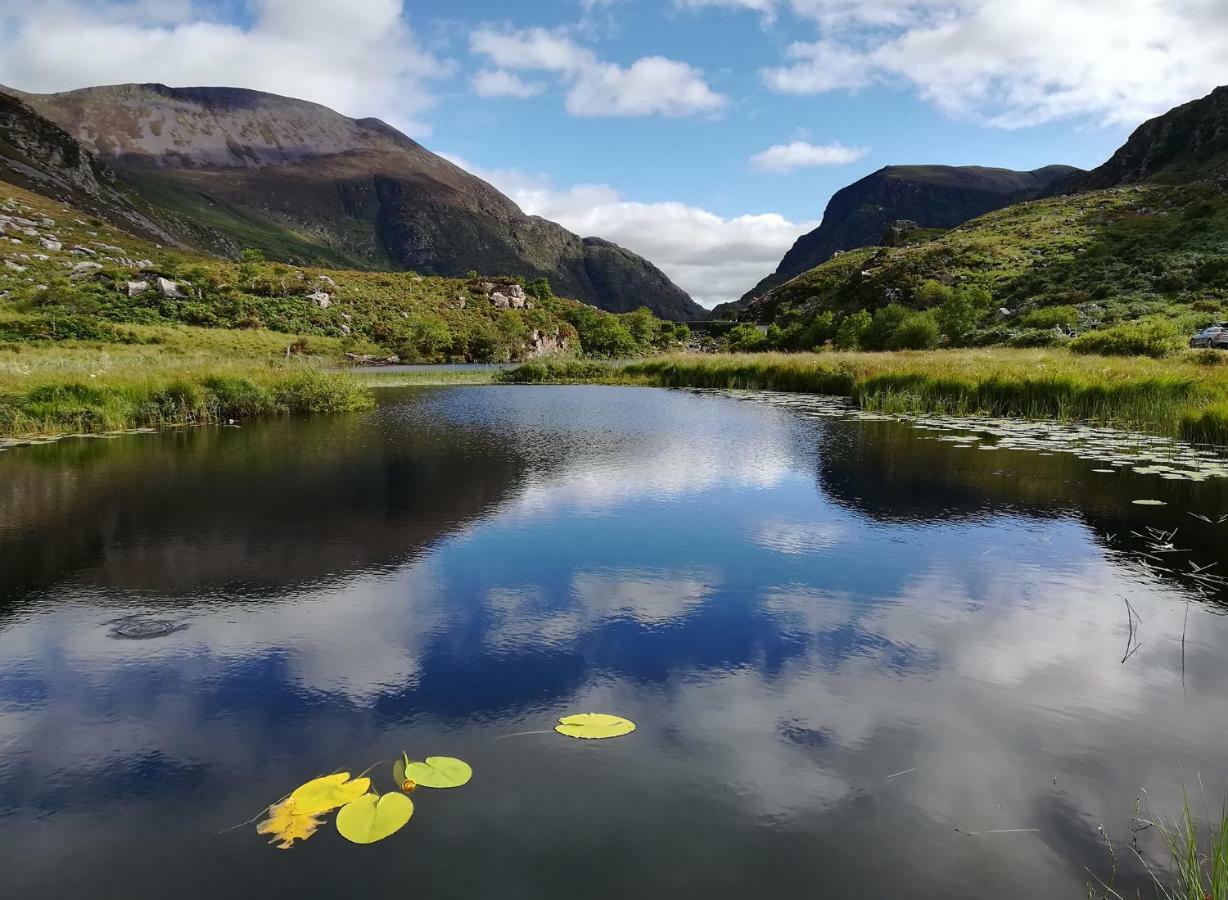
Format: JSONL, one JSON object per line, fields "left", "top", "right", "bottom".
{"left": 719, "top": 164, "right": 1081, "bottom": 316}
{"left": 4, "top": 83, "right": 703, "bottom": 319}
{"left": 1076, "top": 85, "right": 1228, "bottom": 189}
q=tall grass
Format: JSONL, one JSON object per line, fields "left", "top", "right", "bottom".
{"left": 0, "top": 367, "right": 373, "bottom": 437}
{"left": 500, "top": 350, "right": 1228, "bottom": 444}
{"left": 1148, "top": 792, "right": 1228, "bottom": 900}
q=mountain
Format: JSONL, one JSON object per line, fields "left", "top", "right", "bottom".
{"left": 717, "top": 164, "right": 1081, "bottom": 318}
{"left": 2, "top": 83, "right": 703, "bottom": 320}
{"left": 1075, "top": 85, "right": 1228, "bottom": 190}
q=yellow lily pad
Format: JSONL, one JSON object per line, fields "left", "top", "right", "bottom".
{"left": 401, "top": 755, "right": 473, "bottom": 789}
{"left": 287, "top": 773, "right": 371, "bottom": 816}
{"left": 555, "top": 713, "right": 637, "bottom": 740}
{"left": 256, "top": 800, "right": 324, "bottom": 850}
{"left": 336, "top": 793, "right": 414, "bottom": 844}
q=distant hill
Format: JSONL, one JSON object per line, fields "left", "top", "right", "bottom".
{"left": 1, "top": 83, "right": 704, "bottom": 320}
{"left": 715, "top": 164, "right": 1081, "bottom": 318}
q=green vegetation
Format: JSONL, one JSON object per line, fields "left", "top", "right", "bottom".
{"left": 501, "top": 350, "right": 1228, "bottom": 444}
{"left": 1148, "top": 793, "right": 1228, "bottom": 900}
{"left": 0, "top": 181, "right": 687, "bottom": 436}
{"left": 732, "top": 181, "right": 1228, "bottom": 356}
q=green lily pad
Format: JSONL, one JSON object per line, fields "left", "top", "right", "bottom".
{"left": 555, "top": 713, "right": 637, "bottom": 740}
{"left": 400, "top": 755, "right": 473, "bottom": 789}
{"left": 336, "top": 792, "right": 414, "bottom": 844}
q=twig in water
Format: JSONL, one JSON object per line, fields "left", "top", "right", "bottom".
{"left": 884, "top": 768, "right": 916, "bottom": 781}
{"left": 494, "top": 730, "right": 554, "bottom": 741}
{"left": 964, "top": 828, "right": 1041, "bottom": 836}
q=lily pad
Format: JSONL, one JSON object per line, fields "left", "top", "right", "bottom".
{"left": 555, "top": 713, "right": 637, "bottom": 740}
{"left": 336, "top": 792, "right": 414, "bottom": 844}
{"left": 288, "top": 773, "right": 371, "bottom": 816}
{"left": 257, "top": 800, "right": 324, "bottom": 850}
{"left": 399, "top": 755, "right": 473, "bottom": 789}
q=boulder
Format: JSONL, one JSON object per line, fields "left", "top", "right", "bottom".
{"left": 490, "top": 283, "right": 528, "bottom": 310}
{"left": 528, "top": 329, "right": 569, "bottom": 356}
{"left": 72, "top": 245, "right": 97, "bottom": 256}
{"left": 40, "top": 238, "right": 62, "bottom": 252}
{"left": 307, "top": 291, "right": 331, "bottom": 309}
{"left": 156, "top": 277, "right": 184, "bottom": 298}
{"left": 995, "top": 307, "right": 1012, "bottom": 321}
{"left": 127, "top": 280, "right": 150, "bottom": 298}
{"left": 4, "top": 259, "right": 27, "bottom": 273}
{"left": 316, "top": 275, "right": 337, "bottom": 287}
{"left": 70, "top": 261, "right": 103, "bottom": 279}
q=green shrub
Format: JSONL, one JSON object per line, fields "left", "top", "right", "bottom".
{"left": 888, "top": 311, "right": 940, "bottom": 350}
{"left": 863, "top": 304, "right": 910, "bottom": 351}
{"left": 1070, "top": 319, "right": 1184, "bottom": 358}
{"left": 1022, "top": 305, "right": 1080, "bottom": 329}
{"left": 498, "top": 360, "right": 614, "bottom": 383}
{"left": 834, "top": 310, "right": 871, "bottom": 350}
{"left": 726, "top": 323, "right": 768, "bottom": 352}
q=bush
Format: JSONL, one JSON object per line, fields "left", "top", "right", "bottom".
{"left": 1022, "top": 305, "right": 1080, "bottom": 329}
{"left": 888, "top": 311, "right": 940, "bottom": 350}
{"left": 1070, "top": 319, "right": 1183, "bottom": 358}
{"left": 937, "top": 287, "right": 990, "bottom": 345}
{"left": 582, "top": 317, "right": 638, "bottom": 358}
{"left": 727, "top": 323, "right": 768, "bottom": 352}
{"left": 862, "top": 304, "right": 911, "bottom": 351}
{"left": 834, "top": 310, "right": 871, "bottom": 350}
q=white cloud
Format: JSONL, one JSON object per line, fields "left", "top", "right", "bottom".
{"left": 470, "top": 26, "right": 726, "bottom": 118}
{"left": 760, "top": 0, "right": 1228, "bottom": 128}
{"left": 446, "top": 154, "right": 817, "bottom": 307}
{"left": 472, "top": 68, "right": 544, "bottom": 99}
{"left": 750, "top": 140, "right": 869, "bottom": 172}
{"left": 0, "top": 0, "right": 447, "bottom": 135}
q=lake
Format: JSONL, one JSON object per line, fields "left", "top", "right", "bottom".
{"left": 2, "top": 385, "right": 1227, "bottom": 898}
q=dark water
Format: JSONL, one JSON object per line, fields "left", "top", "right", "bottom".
{"left": 2, "top": 386, "right": 1228, "bottom": 899}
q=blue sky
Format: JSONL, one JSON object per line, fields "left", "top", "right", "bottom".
{"left": 2, "top": 0, "right": 1226, "bottom": 305}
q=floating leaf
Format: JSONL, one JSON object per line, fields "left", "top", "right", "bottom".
{"left": 288, "top": 773, "right": 371, "bottom": 816}
{"left": 401, "top": 756, "right": 473, "bottom": 789}
{"left": 555, "top": 713, "right": 637, "bottom": 740}
{"left": 257, "top": 800, "right": 324, "bottom": 850}
{"left": 392, "top": 753, "right": 419, "bottom": 793}
{"left": 336, "top": 793, "right": 414, "bottom": 844}
{"left": 1133, "top": 500, "right": 1168, "bottom": 507}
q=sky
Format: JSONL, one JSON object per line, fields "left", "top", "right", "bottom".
{"left": 2, "top": 1, "right": 1227, "bottom": 307}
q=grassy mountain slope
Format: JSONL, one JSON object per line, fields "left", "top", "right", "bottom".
{"left": 739, "top": 178, "right": 1228, "bottom": 351}
{"left": 716, "top": 164, "right": 1081, "bottom": 317}
{"left": 4, "top": 83, "right": 705, "bottom": 320}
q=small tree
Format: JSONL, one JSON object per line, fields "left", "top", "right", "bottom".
{"left": 863, "top": 304, "right": 910, "bottom": 351}
{"left": 889, "top": 310, "right": 940, "bottom": 350}
{"left": 834, "top": 310, "right": 872, "bottom": 349}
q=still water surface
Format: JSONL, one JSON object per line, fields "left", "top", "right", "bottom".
{"left": 2, "top": 386, "right": 1227, "bottom": 898}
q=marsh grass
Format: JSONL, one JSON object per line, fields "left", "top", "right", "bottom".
{"left": 1148, "top": 791, "right": 1228, "bottom": 900}
{"left": 502, "top": 350, "right": 1228, "bottom": 443}
{"left": 0, "top": 332, "right": 372, "bottom": 438}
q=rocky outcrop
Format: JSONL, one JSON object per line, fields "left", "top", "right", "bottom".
{"left": 1075, "top": 85, "right": 1228, "bottom": 189}
{"left": 6, "top": 83, "right": 704, "bottom": 319}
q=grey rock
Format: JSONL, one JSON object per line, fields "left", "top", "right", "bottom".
{"left": 40, "top": 238, "right": 62, "bottom": 252}
{"left": 4, "top": 259, "right": 27, "bottom": 273}
{"left": 307, "top": 291, "right": 331, "bottom": 308}
{"left": 156, "top": 277, "right": 184, "bottom": 298}
{"left": 70, "top": 261, "right": 103, "bottom": 279}
{"left": 72, "top": 245, "right": 97, "bottom": 256}
{"left": 127, "top": 280, "right": 150, "bottom": 298}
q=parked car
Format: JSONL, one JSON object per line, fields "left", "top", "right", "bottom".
{"left": 1190, "top": 322, "right": 1228, "bottom": 349}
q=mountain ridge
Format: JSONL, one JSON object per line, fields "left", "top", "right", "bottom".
{"left": 1, "top": 82, "right": 705, "bottom": 319}
{"left": 716, "top": 163, "right": 1081, "bottom": 318}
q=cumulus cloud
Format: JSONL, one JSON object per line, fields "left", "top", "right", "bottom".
{"left": 446, "top": 154, "right": 817, "bottom": 307}
{"left": 472, "top": 68, "right": 544, "bottom": 99}
{"left": 469, "top": 26, "right": 726, "bottom": 118}
{"left": 0, "top": 0, "right": 447, "bottom": 135}
{"left": 750, "top": 140, "right": 869, "bottom": 172}
{"left": 754, "top": 0, "right": 1228, "bottom": 127}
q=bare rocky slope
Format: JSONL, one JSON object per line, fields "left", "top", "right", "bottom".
{"left": 2, "top": 83, "right": 704, "bottom": 319}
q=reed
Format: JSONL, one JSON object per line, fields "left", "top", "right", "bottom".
{"left": 501, "top": 350, "right": 1228, "bottom": 443}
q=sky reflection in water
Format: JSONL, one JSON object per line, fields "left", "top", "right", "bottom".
{"left": 1, "top": 385, "right": 1226, "bottom": 899}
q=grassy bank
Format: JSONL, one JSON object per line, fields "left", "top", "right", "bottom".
{"left": 499, "top": 350, "right": 1228, "bottom": 444}
{"left": 0, "top": 330, "right": 373, "bottom": 438}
